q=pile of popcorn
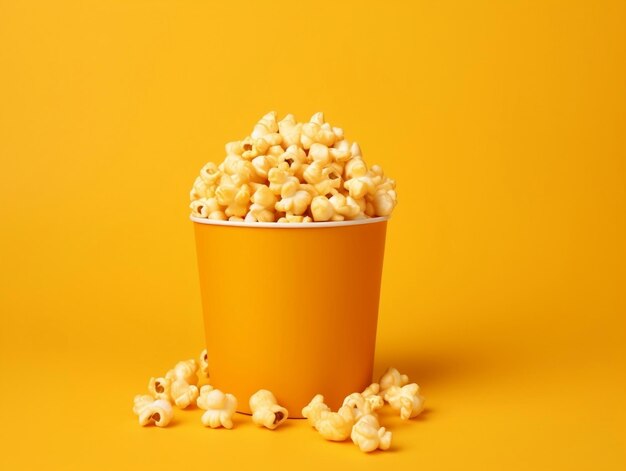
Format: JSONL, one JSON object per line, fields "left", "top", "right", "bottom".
{"left": 190, "top": 112, "right": 397, "bottom": 223}
{"left": 133, "top": 350, "right": 424, "bottom": 454}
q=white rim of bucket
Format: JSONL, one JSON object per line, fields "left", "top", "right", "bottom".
{"left": 190, "top": 215, "right": 389, "bottom": 229}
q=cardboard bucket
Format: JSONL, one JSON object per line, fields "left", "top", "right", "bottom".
{"left": 192, "top": 216, "right": 388, "bottom": 417}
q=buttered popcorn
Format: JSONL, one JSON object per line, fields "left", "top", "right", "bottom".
{"left": 379, "top": 367, "right": 409, "bottom": 393}
{"left": 384, "top": 383, "right": 425, "bottom": 420}
{"left": 351, "top": 414, "right": 392, "bottom": 453}
{"left": 165, "top": 360, "right": 199, "bottom": 409}
{"left": 133, "top": 395, "right": 174, "bottom": 427}
{"left": 302, "top": 395, "right": 355, "bottom": 441}
{"left": 134, "top": 356, "right": 425, "bottom": 455}
{"left": 197, "top": 385, "right": 238, "bottom": 429}
{"left": 249, "top": 389, "right": 289, "bottom": 430}
{"left": 190, "top": 112, "right": 397, "bottom": 222}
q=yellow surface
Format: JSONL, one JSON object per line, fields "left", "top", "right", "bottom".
{"left": 0, "top": 0, "right": 625, "bottom": 469}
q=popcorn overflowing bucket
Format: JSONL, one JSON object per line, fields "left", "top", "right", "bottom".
{"left": 193, "top": 217, "right": 388, "bottom": 417}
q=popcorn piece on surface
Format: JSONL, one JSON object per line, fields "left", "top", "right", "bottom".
{"left": 133, "top": 395, "right": 173, "bottom": 427}
{"left": 199, "top": 349, "right": 209, "bottom": 378}
{"left": 163, "top": 359, "right": 200, "bottom": 409}
{"left": 166, "top": 359, "right": 199, "bottom": 385}
{"left": 384, "top": 383, "right": 425, "bottom": 420}
{"left": 170, "top": 378, "right": 199, "bottom": 409}
{"left": 351, "top": 414, "right": 392, "bottom": 453}
{"left": 148, "top": 376, "right": 171, "bottom": 402}
{"left": 343, "top": 392, "right": 376, "bottom": 420}
{"left": 249, "top": 389, "right": 288, "bottom": 429}
{"left": 358, "top": 383, "right": 384, "bottom": 411}
{"left": 362, "top": 383, "right": 380, "bottom": 398}
{"left": 302, "top": 394, "right": 331, "bottom": 428}
{"left": 302, "top": 395, "right": 355, "bottom": 441}
{"left": 379, "top": 367, "right": 409, "bottom": 393}
{"left": 315, "top": 405, "right": 355, "bottom": 441}
{"left": 197, "top": 385, "right": 238, "bottom": 429}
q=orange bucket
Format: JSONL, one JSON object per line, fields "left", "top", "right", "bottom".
{"left": 192, "top": 217, "right": 388, "bottom": 417}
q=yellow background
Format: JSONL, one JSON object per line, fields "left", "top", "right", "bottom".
{"left": 1, "top": 0, "right": 625, "bottom": 469}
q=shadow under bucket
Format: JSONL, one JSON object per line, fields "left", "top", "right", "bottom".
{"left": 192, "top": 216, "right": 388, "bottom": 417}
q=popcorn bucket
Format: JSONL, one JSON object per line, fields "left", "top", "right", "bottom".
{"left": 192, "top": 217, "right": 388, "bottom": 417}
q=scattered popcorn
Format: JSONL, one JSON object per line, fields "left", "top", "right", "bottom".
{"left": 197, "top": 385, "right": 238, "bottom": 429}
{"left": 190, "top": 112, "right": 397, "bottom": 222}
{"left": 351, "top": 414, "right": 392, "bottom": 453}
{"left": 302, "top": 394, "right": 331, "bottom": 428}
{"left": 360, "top": 383, "right": 385, "bottom": 411}
{"left": 169, "top": 378, "right": 199, "bottom": 409}
{"left": 384, "top": 383, "right": 425, "bottom": 420}
{"left": 302, "top": 395, "right": 355, "bottom": 441}
{"left": 133, "top": 395, "right": 173, "bottom": 427}
{"left": 379, "top": 367, "right": 409, "bottom": 393}
{"left": 148, "top": 376, "right": 171, "bottom": 402}
{"left": 343, "top": 392, "right": 377, "bottom": 420}
{"left": 362, "top": 383, "right": 380, "bottom": 398}
{"left": 157, "top": 359, "right": 199, "bottom": 409}
{"left": 249, "top": 389, "right": 288, "bottom": 430}
{"left": 316, "top": 406, "right": 355, "bottom": 441}
{"left": 134, "top": 356, "right": 425, "bottom": 454}
{"left": 166, "top": 359, "right": 199, "bottom": 384}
